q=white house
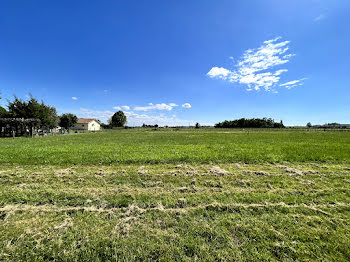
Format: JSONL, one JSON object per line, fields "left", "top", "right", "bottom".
{"left": 73, "top": 119, "right": 101, "bottom": 131}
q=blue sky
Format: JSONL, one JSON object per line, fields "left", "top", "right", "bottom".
{"left": 0, "top": 0, "right": 349, "bottom": 126}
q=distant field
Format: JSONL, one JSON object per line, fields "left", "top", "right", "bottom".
{"left": 0, "top": 129, "right": 349, "bottom": 261}
{"left": 0, "top": 128, "right": 349, "bottom": 164}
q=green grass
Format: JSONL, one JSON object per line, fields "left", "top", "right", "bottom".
{"left": 0, "top": 128, "right": 349, "bottom": 164}
{"left": 0, "top": 129, "right": 349, "bottom": 261}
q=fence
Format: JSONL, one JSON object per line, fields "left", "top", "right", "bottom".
{"left": 0, "top": 118, "right": 67, "bottom": 138}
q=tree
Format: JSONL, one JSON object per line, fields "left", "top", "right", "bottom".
{"left": 100, "top": 123, "right": 111, "bottom": 129}
{"left": 0, "top": 94, "right": 9, "bottom": 117}
{"left": 307, "top": 122, "right": 312, "bottom": 128}
{"left": 7, "top": 95, "right": 59, "bottom": 129}
{"left": 215, "top": 118, "right": 285, "bottom": 128}
{"left": 59, "top": 113, "right": 78, "bottom": 131}
{"left": 0, "top": 106, "right": 8, "bottom": 117}
{"left": 110, "top": 111, "right": 127, "bottom": 127}
{"left": 195, "top": 122, "right": 200, "bottom": 129}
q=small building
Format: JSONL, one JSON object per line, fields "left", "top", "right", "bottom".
{"left": 73, "top": 118, "right": 101, "bottom": 131}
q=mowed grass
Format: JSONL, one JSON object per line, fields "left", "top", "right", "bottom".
{"left": 0, "top": 128, "right": 349, "bottom": 164}
{"left": 0, "top": 129, "right": 350, "bottom": 261}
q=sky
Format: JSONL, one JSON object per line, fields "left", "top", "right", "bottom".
{"left": 0, "top": 0, "right": 349, "bottom": 126}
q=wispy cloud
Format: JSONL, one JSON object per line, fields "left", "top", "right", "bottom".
{"left": 207, "top": 37, "right": 305, "bottom": 92}
{"left": 280, "top": 78, "right": 307, "bottom": 89}
{"left": 124, "top": 111, "right": 194, "bottom": 126}
{"left": 72, "top": 97, "right": 78, "bottom": 100}
{"left": 80, "top": 108, "right": 114, "bottom": 122}
{"left": 134, "top": 103, "right": 178, "bottom": 111}
{"left": 182, "top": 103, "right": 191, "bottom": 108}
{"left": 78, "top": 108, "right": 194, "bottom": 126}
{"left": 79, "top": 101, "right": 193, "bottom": 125}
{"left": 112, "top": 105, "right": 130, "bottom": 111}
{"left": 314, "top": 14, "right": 325, "bottom": 22}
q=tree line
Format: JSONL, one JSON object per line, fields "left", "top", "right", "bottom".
{"left": 306, "top": 122, "right": 349, "bottom": 129}
{"left": 215, "top": 118, "right": 285, "bottom": 128}
{"left": 0, "top": 95, "right": 129, "bottom": 137}
{"left": 1, "top": 95, "right": 291, "bottom": 136}
{"left": 0, "top": 95, "right": 80, "bottom": 137}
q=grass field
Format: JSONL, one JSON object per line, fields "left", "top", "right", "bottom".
{"left": 0, "top": 129, "right": 349, "bottom": 261}
{"left": 0, "top": 128, "right": 349, "bottom": 165}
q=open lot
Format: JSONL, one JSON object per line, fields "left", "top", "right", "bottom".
{"left": 0, "top": 129, "right": 349, "bottom": 165}
{"left": 1, "top": 129, "right": 350, "bottom": 261}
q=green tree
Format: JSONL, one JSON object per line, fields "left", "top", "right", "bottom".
{"left": 7, "top": 95, "right": 59, "bottom": 129}
{"left": 0, "top": 95, "right": 8, "bottom": 117}
{"left": 100, "top": 123, "right": 111, "bottom": 129}
{"left": 195, "top": 122, "right": 200, "bottom": 129}
{"left": 215, "top": 118, "right": 285, "bottom": 128}
{"left": 109, "top": 111, "right": 127, "bottom": 127}
{"left": 59, "top": 113, "right": 78, "bottom": 131}
{"left": 0, "top": 106, "right": 8, "bottom": 117}
{"left": 307, "top": 122, "right": 312, "bottom": 128}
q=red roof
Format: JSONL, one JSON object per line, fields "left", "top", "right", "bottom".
{"left": 77, "top": 118, "right": 96, "bottom": 124}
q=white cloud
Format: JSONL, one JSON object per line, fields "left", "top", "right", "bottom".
{"left": 124, "top": 111, "right": 194, "bottom": 126}
{"left": 182, "top": 103, "right": 191, "bottom": 109}
{"left": 275, "top": 69, "right": 288, "bottom": 76}
{"left": 78, "top": 108, "right": 194, "bottom": 126}
{"left": 134, "top": 103, "right": 177, "bottom": 111}
{"left": 80, "top": 108, "right": 114, "bottom": 122}
{"left": 280, "top": 78, "right": 307, "bottom": 89}
{"left": 79, "top": 101, "right": 192, "bottom": 126}
{"left": 314, "top": 14, "right": 325, "bottom": 22}
{"left": 207, "top": 67, "right": 231, "bottom": 79}
{"left": 207, "top": 37, "right": 305, "bottom": 92}
{"left": 113, "top": 105, "right": 130, "bottom": 111}
{"left": 72, "top": 97, "right": 78, "bottom": 100}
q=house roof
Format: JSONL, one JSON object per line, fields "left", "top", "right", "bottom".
{"left": 77, "top": 118, "right": 97, "bottom": 124}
